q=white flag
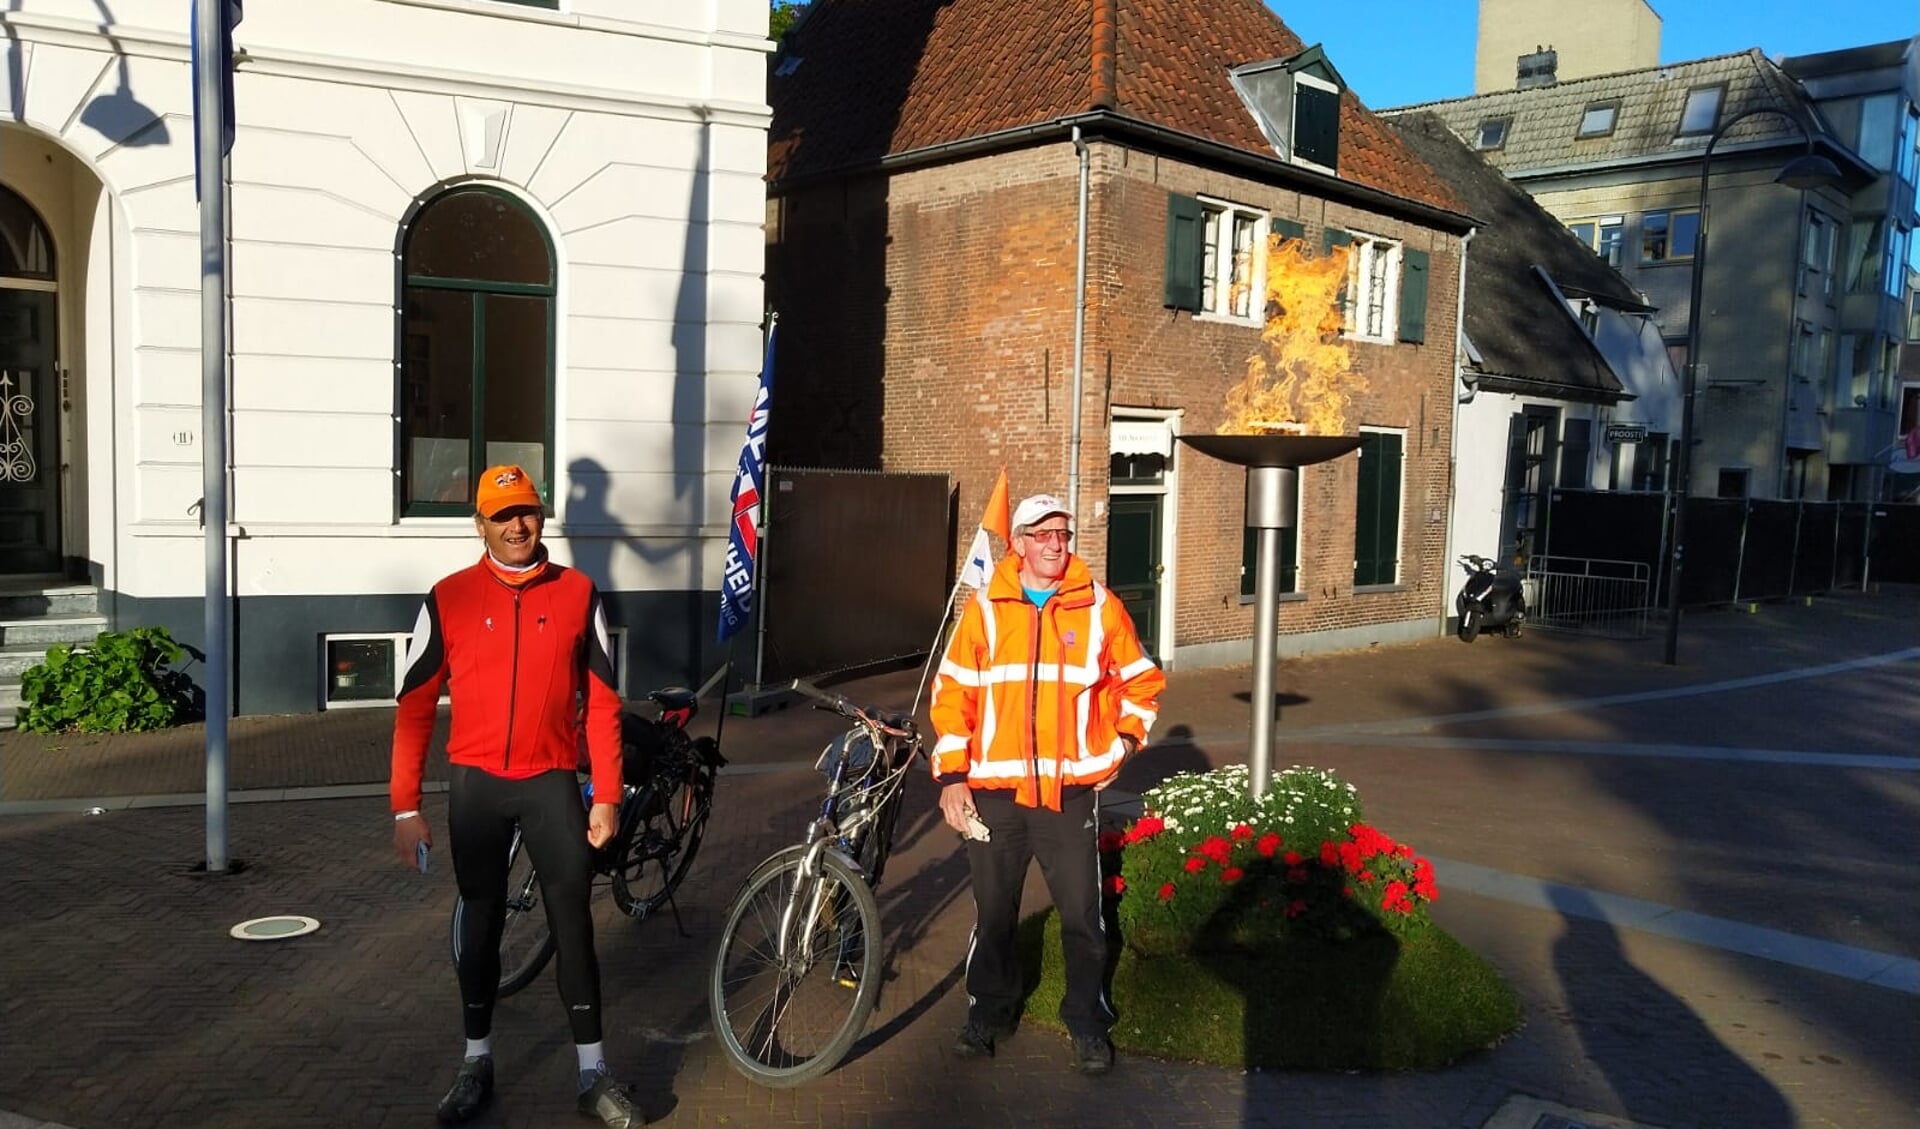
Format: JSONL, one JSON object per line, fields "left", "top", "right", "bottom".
{"left": 958, "top": 526, "right": 993, "bottom": 589}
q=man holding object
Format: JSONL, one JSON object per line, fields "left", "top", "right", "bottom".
{"left": 390, "top": 464, "right": 640, "bottom": 1128}
{"left": 930, "top": 492, "right": 1166, "bottom": 1075}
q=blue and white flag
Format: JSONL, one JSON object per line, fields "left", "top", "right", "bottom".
{"left": 190, "top": 0, "right": 244, "bottom": 201}
{"left": 718, "top": 326, "right": 775, "bottom": 642}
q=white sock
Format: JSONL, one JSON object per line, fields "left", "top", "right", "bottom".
{"left": 465, "top": 1037, "right": 492, "bottom": 1060}
{"left": 576, "top": 1042, "right": 606, "bottom": 1077}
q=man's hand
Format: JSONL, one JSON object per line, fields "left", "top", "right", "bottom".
{"left": 393, "top": 812, "right": 432, "bottom": 868}
{"left": 938, "top": 781, "right": 978, "bottom": 834}
{"left": 587, "top": 802, "right": 619, "bottom": 848}
{"left": 1095, "top": 735, "right": 1142, "bottom": 792}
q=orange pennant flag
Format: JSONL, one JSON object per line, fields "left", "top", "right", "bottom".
{"left": 981, "top": 468, "right": 1011, "bottom": 545}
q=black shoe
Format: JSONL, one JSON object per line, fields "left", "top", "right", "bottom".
{"left": 1072, "top": 1034, "right": 1114, "bottom": 1075}
{"left": 952, "top": 1019, "right": 1006, "bottom": 1059}
{"left": 576, "top": 1069, "right": 642, "bottom": 1128}
{"left": 436, "top": 1056, "right": 494, "bottom": 1125}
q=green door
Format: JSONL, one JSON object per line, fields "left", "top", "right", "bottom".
{"left": 0, "top": 288, "right": 60, "bottom": 574}
{"left": 1106, "top": 496, "right": 1162, "bottom": 656}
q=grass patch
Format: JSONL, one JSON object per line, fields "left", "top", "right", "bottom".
{"left": 1018, "top": 909, "right": 1521, "bottom": 1071}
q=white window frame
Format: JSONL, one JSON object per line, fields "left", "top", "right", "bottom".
{"left": 1290, "top": 71, "right": 1341, "bottom": 176}
{"left": 1196, "top": 198, "right": 1268, "bottom": 327}
{"left": 1341, "top": 233, "right": 1402, "bottom": 344}
{"left": 1595, "top": 215, "right": 1625, "bottom": 267}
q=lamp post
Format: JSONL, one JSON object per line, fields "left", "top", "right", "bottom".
{"left": 1662, "top": 108, "right": 1843, "bottom": 666}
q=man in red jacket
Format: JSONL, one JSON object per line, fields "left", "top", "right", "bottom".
{"left": 389, "top": 464, "right": 638, "bottom": 1128}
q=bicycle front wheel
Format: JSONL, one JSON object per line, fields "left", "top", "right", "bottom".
{"left": 709, "top": 846, "right": 882, "bottom": 1087}
{"left": 449, "top": 831, "right": 556, "bottom": 997}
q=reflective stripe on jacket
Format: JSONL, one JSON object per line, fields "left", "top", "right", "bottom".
{"left": 929, "top": 553, "right": 1165, "bottom": 810}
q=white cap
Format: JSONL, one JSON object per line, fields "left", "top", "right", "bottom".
{"left": 1011, "top": 493, "right": 1073, "bottom": 531}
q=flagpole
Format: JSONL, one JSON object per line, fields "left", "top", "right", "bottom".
{"left": 750, "top": 312, "right": 776, "bottom": 692}
{"left": 194, "top": 0, "right": 232, "bottom": 875}
{"left": 909, "top": 571, "right": 970, "bottom": 719}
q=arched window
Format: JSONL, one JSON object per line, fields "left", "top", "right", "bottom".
{"left": 399, "top": 186, "right": 556, "bottom": 515}
{"left": 0, "top": 185, "right": 55, "bottom": 280}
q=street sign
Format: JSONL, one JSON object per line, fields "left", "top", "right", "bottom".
{"left": 1605, "top": 422, "right": 1648, "bottom": 444}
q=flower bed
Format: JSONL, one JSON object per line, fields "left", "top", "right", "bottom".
{"left": 1112, "top": 764, "right": 1438, "bottom": 957}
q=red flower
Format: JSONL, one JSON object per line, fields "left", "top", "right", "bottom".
{"left": 1286, "top": 866, "right": 1309, "bottom": 883}
{"left": 1358, "top": 869, "right": 1376, "bottom": 885}
{"left": 1230, "top": 824, "right": 1255, "bottom": 841}
{"left": 1184, "top": 856, "right": 1208, "bottom": 873}
{"left": 1199, "top": 836, "right": 1234, "bottom": 865}
{"left": 1125, "top": 816, "right": 1166, "bottom": 844}
{"left": 1282, "top": 850, "right": 1303, "bottom": 866}
{"left": 1256, "top": 832, "right": 1283, "bottom": 858}
{"left": 1383, "top": 879, "right": 1409, "bottom": 908}
{"left": 1318, "top": 841, "right": 1340, "bottom": 867}
{"left": 1097, "top": 831, "right": 1125, "bottom": 853}
{"left": 1157, "top": 882, "right": 1176, "bottom": 902}
{"left": 1220, "top": 867, "right": 1245, "bottom": 884}
{"left": 1285, "top": 898, "right": 1307, "bottom": 918}
{"left": 1104, "top": 874, "right": 1126, "bottom": 896}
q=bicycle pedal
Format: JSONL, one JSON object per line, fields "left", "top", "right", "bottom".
{"left": 834, "top": 968, "right": 860, "bottom": 988}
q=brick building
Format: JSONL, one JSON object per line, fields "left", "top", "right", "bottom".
{"left": 764, "top": 0, "right": 1473, "bottom": 667}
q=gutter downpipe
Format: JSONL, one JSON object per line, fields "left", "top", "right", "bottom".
{"left": 1441, "top": 227, "right": 1476, "bottom": 636}
{"left": 1069, "top": 125, "right": 1090, "bottom": 519}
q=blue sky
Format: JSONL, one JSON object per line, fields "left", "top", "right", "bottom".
{"left": 1276, "top": 0, "right": 1919, "bottom": 110}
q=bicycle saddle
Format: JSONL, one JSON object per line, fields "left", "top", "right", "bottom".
{"left": 649, "top": 687, "right": 699, "bottom": 712}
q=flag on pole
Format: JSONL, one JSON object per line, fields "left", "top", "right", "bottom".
{"left": 958, "top": 468, "right": 1011, "bottom": 589}
{"left": 190, "top": 0, "right": 243, "bottom": 202}
{"left": 718, "top": 326, "right": 775, "bottom": 642}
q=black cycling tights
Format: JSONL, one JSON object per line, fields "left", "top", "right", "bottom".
{"left": 449, "top": 764, "right": 602, "bottom": 1044}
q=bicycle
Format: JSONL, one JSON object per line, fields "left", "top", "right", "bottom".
{"left": 707, "top": 678, "right": 925, "bottom": 1088}
{"left": 449, "top": 684, "right": 726, "bottom": 997}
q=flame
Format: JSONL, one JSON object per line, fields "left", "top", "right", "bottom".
{"left": 1218, "top": 235, "right": 1367, "bottom": 436}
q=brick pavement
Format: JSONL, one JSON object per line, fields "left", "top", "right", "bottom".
{"left": 0, "top": 591, "right": 1916, "bottom": 1128}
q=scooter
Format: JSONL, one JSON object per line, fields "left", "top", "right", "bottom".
{"left": 1455, "top": 554, "right": 1525, "bottom": 642}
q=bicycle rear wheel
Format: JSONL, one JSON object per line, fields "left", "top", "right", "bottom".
{"left": 448, "top": 831, "right": 556, "bottom": 997}
{"left": 612, "top": 767, "right": 714, "bottom": 919}
{"left": 709, "top": 846, "right": 882, "bottom": 1087}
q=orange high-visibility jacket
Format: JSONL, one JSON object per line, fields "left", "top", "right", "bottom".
{"left": 929, "top": 553, "right": 1165, "bottom": 810}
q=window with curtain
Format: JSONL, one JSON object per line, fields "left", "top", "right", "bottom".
{"left": 398, "top": 187, "right": 557, "bottom": 516}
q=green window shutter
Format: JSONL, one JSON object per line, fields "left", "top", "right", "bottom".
{"left": 1399, "top": 248, "right": 1430, "bottom": 343}
{"left": 1353, "top": 432, "right": 1403, "bottom": 586}
{"left": 1293, "top": 83, "right": 1340, "bottom": 168}
{"left": 1323, "top": 227, "right": 1351, "bottom": 255}
{"left": 1377, "top": 433, "right": 1403, "bottom": 582}
{"left": 1273, "top": 218, "right": 1306, "bottom": 244}
{"left": 1241, "top": 525, "right": 1300, "bottom": 597}
{"left": 1164, "top": 194, "right": 1204, "bottom": 311}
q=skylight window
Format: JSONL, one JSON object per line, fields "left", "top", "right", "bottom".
{"left": 1678, "top": 85, "right": 1724, "bottom": 136}
{"left": 1577, "top": 102, "right": 1618, "bottom": 138}
{"left": 1476, "top": 118, "right": 1510, "bottom": 150}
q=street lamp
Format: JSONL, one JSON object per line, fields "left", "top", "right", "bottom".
{"left": 1662, "top": 108, "right": 1843, "bottom": 666}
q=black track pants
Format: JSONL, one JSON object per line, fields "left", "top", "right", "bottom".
{"left": 448, "top": 765, "right": 603, "bottom": 1044}
{"left": 962, "top": 788, "right": 1115, "bottom": 1039}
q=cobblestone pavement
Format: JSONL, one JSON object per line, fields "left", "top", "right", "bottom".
{"left": 1, "top": 592, "right": 1916, "bottom": 1128}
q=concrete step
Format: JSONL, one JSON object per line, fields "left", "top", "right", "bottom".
{"left": 0, "top": 645, "right": 55, "bottom": 681}
{"left": 0, "top": 613, "right": 107, "bottom": 648}
{"left": 0, "top": 681, "right": 20, "bottom": 730}
{"left": 0, "top": 583, "right": 99, "bottom": 618}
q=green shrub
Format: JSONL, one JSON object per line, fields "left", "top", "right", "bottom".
{"left": 1113, "top": 764, "right": 1437, "bottom": 957}
{"left": 17, "top": 627, "right": 199, "bottom": 734}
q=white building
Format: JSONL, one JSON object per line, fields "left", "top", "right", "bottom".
{"left": 0, "top": 0, "right": 771, "bottom": 715}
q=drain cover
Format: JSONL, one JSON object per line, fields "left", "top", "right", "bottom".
{"left": 1481, "top": 1096, "right": 1667, "bottom": 1129}
{"left": 230, "top": 915, "right": 321, "bottom": 941}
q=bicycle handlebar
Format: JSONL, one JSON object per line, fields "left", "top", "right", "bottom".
{"left": 788, "top": 679, "right": 917, "bottom": 738}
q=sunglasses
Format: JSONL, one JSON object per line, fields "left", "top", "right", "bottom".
{"left": 1024, "top": 528, "right": 1073, "bottom": 545}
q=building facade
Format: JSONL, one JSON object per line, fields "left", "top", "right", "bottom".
{"left": 767, "top": 0, "right": 1473, "bottom": 669}
{"left": 1475, "top": 0, "right": 1661, "bottom": 95}
{"left": 1395, "top": 42, "right": 1910, "bottom": 503}
{"left": 0, "top": 0, "right": 771, "bottom": 715}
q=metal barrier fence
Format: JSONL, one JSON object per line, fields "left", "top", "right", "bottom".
{"left": 1523, "top": 555, "right": 1652, "bottom": 638}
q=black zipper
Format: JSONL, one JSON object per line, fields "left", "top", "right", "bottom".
{"left": 503, "top": 588, "right": 522, "bottom": 771}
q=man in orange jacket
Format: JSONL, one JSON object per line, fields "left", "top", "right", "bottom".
{"left": 930, "top": 492, "right": 1165, "bottom": 1075}
{"left": 389, "top": 465, "right": 640, "bottom": 1128}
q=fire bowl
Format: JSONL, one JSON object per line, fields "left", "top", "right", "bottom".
{"left": 1179, "top": 434, "right": 1366, "bottom": 468}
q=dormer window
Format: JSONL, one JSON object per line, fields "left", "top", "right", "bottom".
{"left": 1229, "top": 45, "right": 1347, "bottom": 175}
{"left": 1678, "top": 85, "right": 1724, "bottom": 136}
{"left": 1476, "top": 118, "right": 1511, "bottom": 150}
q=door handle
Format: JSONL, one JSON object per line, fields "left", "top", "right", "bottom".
{"left": 1154, "top": 563, "right": 1165, "bottom": 579}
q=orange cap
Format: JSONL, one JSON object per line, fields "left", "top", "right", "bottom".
{"left": 475, "top": 464, "right": 542, "bottom": 519}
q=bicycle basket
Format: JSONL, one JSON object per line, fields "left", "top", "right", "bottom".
{"left": 814, "top": 729, "right": 876, "bottom": 779}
